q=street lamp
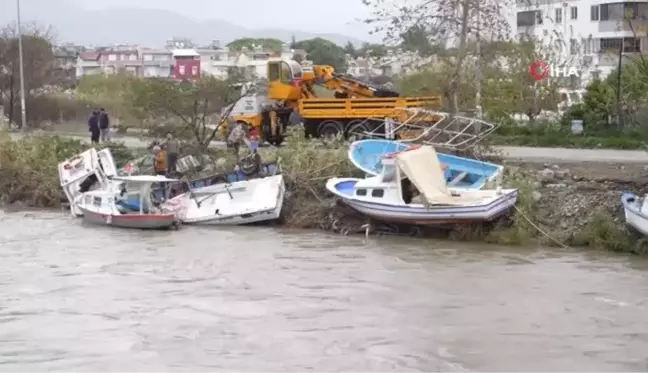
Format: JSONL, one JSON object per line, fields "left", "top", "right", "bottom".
{"left": 16, "top": 0, "right": 27, "bottom": 131}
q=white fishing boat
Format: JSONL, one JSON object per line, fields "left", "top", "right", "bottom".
{"left": 58, "top": 148, "right": 119, "bottom": 217}
{"left": 163, "top": 157, "right": 286, "bottom": 226}
{"left": 621, "top": 193, "right": 648, "bottom": 235}
{"left": 326, "top": 145, "right": 517, "bottom": 225}
{"left": 77, "top": 175, "right": 181, "bottom": 230}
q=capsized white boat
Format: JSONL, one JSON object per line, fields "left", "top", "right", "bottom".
{"left": 326, "top": 145, "right": 518, "bottom": 225}
{"left": 163, "top": 171, "right": 286, "bottom": 226}
{"left": 77, "top": 175, "right": 181, "bottom": 230}
{"left": 621, "top": 193, "right": 648, "bottom": 235}
{"left": 58, "top": 148, "right": 119, "bottom": 217}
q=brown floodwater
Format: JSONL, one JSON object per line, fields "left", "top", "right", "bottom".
{"left": 1, "top": 210, "right": 648, "bottom": 371}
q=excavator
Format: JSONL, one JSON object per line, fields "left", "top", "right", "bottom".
{"left": 224, "top": 59, "right": 442, "bottom": 145}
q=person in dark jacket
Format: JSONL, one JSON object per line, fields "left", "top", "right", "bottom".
{"left": 88, "top": 110, "right": 100, "bottom": 144}
{"left": 99, "top": 108, "right": 110, "bottom": 142}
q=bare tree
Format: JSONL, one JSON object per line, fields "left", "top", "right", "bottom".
{"left": 363, "top": 0, "right": 513, "bottom": 113}
{"left": 0, "top": 22, "right": 56, "bottom": 127}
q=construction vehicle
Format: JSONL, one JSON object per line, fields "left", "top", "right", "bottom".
{"left": 224, "top": 59, "right": 442, "bottom": 145}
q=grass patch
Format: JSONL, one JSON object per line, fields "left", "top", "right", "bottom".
{"left": 0, "top": 133, "right": 134, "bottom": 207}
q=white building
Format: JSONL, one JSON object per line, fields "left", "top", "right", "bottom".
{"left": 197, "top": 43, "right": 307, "bottom": 80}
{"left": 509, "top": 0, "right": 648, "bottom": 87}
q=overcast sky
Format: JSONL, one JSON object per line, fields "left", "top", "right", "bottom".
{"left": 65, "top": 0, "right": 376, "bottom": 40}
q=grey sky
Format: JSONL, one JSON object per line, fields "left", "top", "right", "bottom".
{"left": 81, "top": 0, "right": 375, "bottom": 38}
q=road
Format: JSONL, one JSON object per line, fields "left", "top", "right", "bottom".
{"left": 11, "top": 133, "right": 648, "bottom": 164}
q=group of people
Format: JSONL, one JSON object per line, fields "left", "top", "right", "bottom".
{"left": 88, "top": 108, "right": 110, "bottom": 144}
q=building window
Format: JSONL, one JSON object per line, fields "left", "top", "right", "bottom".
{"left": 516, "top": 10, "right": 538, "bottom": 27}
{"left": 590, "top": 5, "right": 599, "bottom": 21}
{"left": 356, "top": 189, "right": 367, "bottom": 196}
{"left": 600, "top": 38, "right": 642, "bottom": 53}
{"left": 555, "top": 8, "right": 562, "bottom": 23}
{"left": 536, "top": 10, "right": 543, "bottom": 24}
{"left": 571, "top": 6, "right": 578, "bottom": 20}
{"left": 371, "top": 189, "right": 384, "bottom": 198}
{"left": 191, "top": 66, "right": 198, "bottom": 75}
{"left": 179, "top": 65, "right": 185, "bottom": 75}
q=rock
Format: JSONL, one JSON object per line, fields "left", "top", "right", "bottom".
{"left": 555, "top": 169, "right": 570, "bottom": 180}
{"left": 552, "top": 164, "right": 560, "bottom": 170}
{"left": 537, "top": 168, "right": 555, "bottom": 183}
{"left": 215, "top": 157, "right": 227, "bottom": 168}
{"left": 546, "top": 183, "right": 567, "bottom": 188}
{"left": 532, "top": 191, "right": 542, "bottom": 202}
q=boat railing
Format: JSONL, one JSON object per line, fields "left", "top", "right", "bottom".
{"left": 360, "top": 108, "right": 499, "bottom": 151}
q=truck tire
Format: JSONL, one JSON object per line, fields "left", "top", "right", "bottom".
{"left": 346, "top": 120, "right": 371, "bottom": 142}
{"left": 318, "top": 120, "right": 343, "bottom": 147}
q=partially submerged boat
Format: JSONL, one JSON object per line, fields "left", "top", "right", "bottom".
{"left": 163, "top": 157, "right": 286, "bottom": 226}
{"left": 621, "top": 193, "right": 648, "bottom": 235}
{"left": 59, "top": 148, "right": 119, "bottom": 217}
{"left": 77, "top": 175, "right": 181, "bottom": 230}
{"left": 327, "top": 145, "right": 517, "bottom": 226}
{"left": 349, "top": 139, "right": 502, "bottom": 189}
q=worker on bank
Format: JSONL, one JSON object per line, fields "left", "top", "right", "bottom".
{"left": 98, "top": 108, "right": 110, "bottom": 142}
{"left": 227, "top": 120, "right": 248, "bottom": 162}
{"left": 153, "top": 145, "right": 169, "bottom": 199}
{"left": 88, "top": 109, "right": 100, "bottom": 144}
{"left": 161, "top": 132, "right": 179, "bottom": 176}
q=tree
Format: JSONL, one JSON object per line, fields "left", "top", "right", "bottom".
{"left": 293, "top": 38, "right": 348, "bottom": 72}
{"left": 0, "top": 23, "right": 56, "bottom": 127}
{"left": 344, "top": 41, "right": 358, "bottom": 58}
{"left": 226, "top": 38, "right": 284, "bottom": 51}
{"left": 363, "top": 0, "right": 512, "bottom": 113}
{"left": 358, "top": 42, "right": 388, "bottom": 59}
{"left": 127, "top": 76, "right": 248, "bottom": 149}
{"left": 290, "top": 34, "right": 297, "bottom": 49}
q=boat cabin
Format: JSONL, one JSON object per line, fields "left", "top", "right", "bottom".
{"left": 59, "top": 148, "right": 118, "bottom": 216}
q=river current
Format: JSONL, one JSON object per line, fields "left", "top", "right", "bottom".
{"left": 1, "top": 210, "right": 648, "bottom": 371}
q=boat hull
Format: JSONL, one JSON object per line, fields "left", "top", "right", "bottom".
{"left": 621, "top": 193, "right": 648, "bottom": 236}
{"left": 166, "top": 175, "right": 285, "bottom": 226}
{"left": 79, "top": 206, "right": 177, "bottom": 230}
{"left": 349, "top": 139, "right": 502, "bottom": 189}
{"left": 327, "top": 177, "right": 517, "bottom": 226}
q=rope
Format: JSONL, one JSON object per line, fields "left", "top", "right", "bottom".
{"left": 513, "top": 205, "right": 571, "bottom": 249}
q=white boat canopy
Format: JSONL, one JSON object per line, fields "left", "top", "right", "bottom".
{"left": 395, "top": 146, "right": 485, "bottom": 206}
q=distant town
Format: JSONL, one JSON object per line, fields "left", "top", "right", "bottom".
{"left": 53, "top": 37, "right": 425, "bottom": 85}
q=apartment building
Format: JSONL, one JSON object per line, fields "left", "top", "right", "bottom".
{"left": 511, "top": 0, "right": 648, "bottom": 86}
{"left": 198, "top": 43, "right": 307, "bottom": 80}
{"left": 76, "top": 45, "right": 175, "bottom": 79}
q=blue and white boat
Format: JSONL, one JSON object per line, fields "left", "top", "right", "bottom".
{"left": 327, "top": 145, "right": 517, "bottom": 226}
{"left": 348, "top": 139, "right": 503, "bottom": 190}
{"left": 621, "top": 193, "right": 648, "bottom": 235}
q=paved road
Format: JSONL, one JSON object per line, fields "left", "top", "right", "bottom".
{"left": 11, "top": 133, "right": 648, "bottom": 164}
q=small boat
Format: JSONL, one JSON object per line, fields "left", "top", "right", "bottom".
{"left": 348, "top": 139, "right": 503, "bottom": 189}
{"left": 162, "top": 159, "right": 285, "bottom": 226}
{"left": 327, "top": 144, "right": 517, "bottom": 226}
{"left": 621, "top": 193, "right": 648, "bottom": 235}
{"left": 76, "top": 175, "right": 181, "bottom": 230}
{"left": 59, "top": 148, "right": 119, "bottom": 217}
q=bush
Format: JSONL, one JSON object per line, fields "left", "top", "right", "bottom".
{"left": 0, "top": 134, "right": 134, "bottom": 207}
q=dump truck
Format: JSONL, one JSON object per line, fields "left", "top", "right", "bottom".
{"left": 224, "top": 59, "right": 442, "bottom": 145}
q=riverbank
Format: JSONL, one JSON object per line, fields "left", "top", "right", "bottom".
{"left": 1, "top": 130, "right": 646, "bottom": 255}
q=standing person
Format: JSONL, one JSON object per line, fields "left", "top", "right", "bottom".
{"left": 227, "top": 121, "right": 247, "bottom": 162}
{"left": 88, "top": 109, "right": 100, "bottom": 144}
{"left": 99, "top": 108, "right": 110, "bottom": 142}
{"left": 162, "top": 132, "right": 179, "bottom": 176}
{"left": 153, "top": 145, "right": 169, "bottom": 200}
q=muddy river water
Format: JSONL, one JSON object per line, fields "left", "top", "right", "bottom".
{"left": 1, "top": 210, "right": 648, "bottom": 371}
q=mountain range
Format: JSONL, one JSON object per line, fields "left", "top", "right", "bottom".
{"left": 0, "top": 0, "right": 367, "bottom": 47}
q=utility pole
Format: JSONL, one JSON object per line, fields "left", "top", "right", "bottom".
{"left": 616, "top": 38, "right": 624, "bottom": 128}
{"left": 16, "top": 0, "right": 27, "bottom": 132}
{"left": 475, "top": 0, "right": 482, "bottom": 119}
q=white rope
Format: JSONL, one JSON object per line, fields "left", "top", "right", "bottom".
{"left": 513, "top": 205, "right": 571, "bottom": 249}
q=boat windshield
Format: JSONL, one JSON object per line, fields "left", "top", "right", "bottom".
{"left": 382, "top": 164, "right": 397, "bottom": 182}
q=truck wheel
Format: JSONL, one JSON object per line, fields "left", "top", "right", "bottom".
{"left": 318, "top": 120, "right": 343, "bottom": 147}
{"left": 346, "top": 121, "right": 371, "bottom": 142}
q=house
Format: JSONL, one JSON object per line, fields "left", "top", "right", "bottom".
{"left": 140, "top": 48, "right": 173, "bottom": 78}
{"left": 509, "top": 0, "right": 648, "bottom": 87}
{"left": 172, "top": 49, "right": 201, "bottom": 80}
